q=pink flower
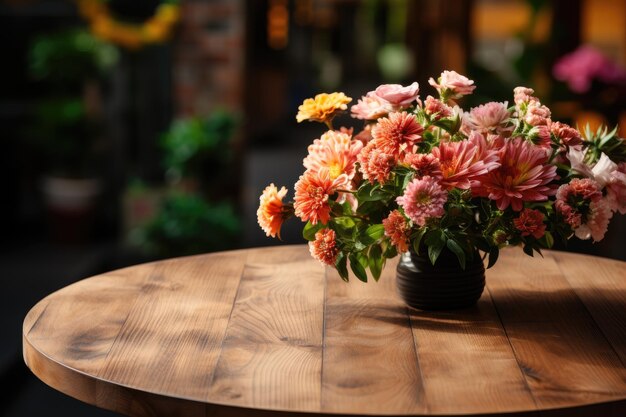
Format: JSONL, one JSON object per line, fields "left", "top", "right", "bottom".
{"left": 513, "top": 86, "right": 536, "bottom": 106}
{"left": 551, "top": 122, "right": 582, "bottom": 149}
{"left": 303, "top": 130, "right": 363, "bottom": 181}
{"left": 423, "top": 95, "right": 453, "bottom": 120}
{"left": 396, "top": 176, "right": 448, "bottom": 226}
{"left": 428, "top": 70, "right": 476, "bottom": 99}
{"left": 558, "top": 177, "right": 603, "bottom": 203}
{"left": 432, "top": 138, "right": 500, "bottom": 190}
{"left": 353, "top": 125, "right": 373, "bottom": 145}
{"left": 528, "top": 125, "right": 552, "bottom": 149}
{"left": 257, "top": 184, "right": 289, "bottom": 238}
{"left": 574, "top": 199, "right": 613, "bottom": 242}
{"left": 371, "top": 111, "right": 423, "bottom": 156}
{"left": 358, "top": 141, "right": 396, "bottom": 184}
{"left": 556, "top": 199, "right": 582, "bottom": 228}
{"left": 568, "top": 150, "right": 618, "bottom": 188}
{"left": 309, "top": 228, "right": 340, "bottom": 265}
{"left": 524, "top": 101, "right": 551, "bottom": 126}
{"left": 383, "top": 210, "right": 411, "bottom": 252}
{"left": 478, "top": 138, "right": 558, "bottom": 211}
{"left": 513, "top": 208, "right": 546, "bottom": 239}
{"left": 606, "top": 162, "right": 626, "bottom": 214}
{"left": 555, "top": 178, "right": 603, "bottom": 229}
{"left": 403, "top": 153, "right": 442, "bottom": 180}
{"left": 374, "top": 82, "right": 420, "bottom": 108}
{"left": 465, "top": 101, "right": 511, "bottom": 134}
{"left": 351, "top": 92, "right": 392, "bottom": 120}
{"left": 294, "top": 169, "right": 347, "bottom": 225}
{"left": 553, "top": 45, "right": 626, "bottom": 94}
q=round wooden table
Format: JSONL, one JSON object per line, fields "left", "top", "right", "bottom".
{"left": 23, "top": 245, "right": 626, "bottom": 417}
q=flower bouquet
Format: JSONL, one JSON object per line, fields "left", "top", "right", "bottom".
{"left": 257, "top": 70, "right": 626, "bottom": 308}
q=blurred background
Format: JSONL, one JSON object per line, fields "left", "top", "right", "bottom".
{"left": 1, "top": 0, "right": 625, "bottom": 415}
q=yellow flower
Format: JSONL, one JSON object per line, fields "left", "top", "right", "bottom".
{"left": 156, "top": 4, "right": 181, "bottom": 25}
{"left": 296, "top": 92, "right": 352, "bottom": 125}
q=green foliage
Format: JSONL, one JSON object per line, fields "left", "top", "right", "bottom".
{"left": 136, "top": 193, "right": 240, "bottom": 258}
{"left": 582, "top": 125, "right": 626, "bottom": 164}
{"left": 161, "top": 111, "right": 236, "bottom": 181}
{"left": 29, "top": 29, "right": 118, "bottom": 89}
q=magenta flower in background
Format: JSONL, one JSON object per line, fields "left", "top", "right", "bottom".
{"left": 553, "top": 45, "right": 626, "bottom": 93}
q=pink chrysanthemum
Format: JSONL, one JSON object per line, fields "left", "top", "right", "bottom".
{"left": 513, "top": 208, "right": 546, "bottom": 239}
{"left": 372, "top": 111, "right": 423, "bottom": 156}
{"left": 358, "top": 141, "right": 396, "bottom": 184}
{"left": 432, "top": 138, "right": 500, "bottom": 190}
{"left": 294, "top": 169, "right": 346, "bottom": 225}
{"left": 423, "top": 95, "right": 453, "bottom": 120}
{"left": 396, "top": 176, "right": 448, "bottom": 226}
{"left": 351, "top": 92, "right": 391, "bottom": 120}
{"left": 382, "top": 210, "right": 411, "bottom": 252}
{"left": 574, "top": 199, "right": 613, "bottom": 242}
{"left": 607, "top": 162, "right": 626, "bottom": 214}
{"left": 465, "top": 101, "right": 511, "bottom": 134}
{"left": 551, "top": 122, "right": 582, "bottom": 149}
{"left": 478, "top": 138, "right": 558, "bottom": 211}
{"left": 309, "top": 228, "right": 339, "bottom": 265}
{"left": 403, "top": 153, "right": 442, "bottom": 180}
{"left": 303, "top": 130, "right": 363, "bottom": 181}
{"left": 257, "top": 184, "right": 289, "bottom": 238}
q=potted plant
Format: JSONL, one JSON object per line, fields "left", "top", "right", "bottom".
{"left": 28, "top": 28, "right": 118, "bottom": 242}
{"left": 256, "top": 72, "right": 626, "bottom": 310}
{"left": 126, "top": 112, "right": 241, "bottom": 258}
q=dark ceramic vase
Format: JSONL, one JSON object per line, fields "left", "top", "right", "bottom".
{"left": 396, "top": 248, "right": 485, "bottom": 311}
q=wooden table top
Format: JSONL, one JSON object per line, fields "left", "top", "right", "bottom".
{"left": 23, "top": 245, "right": 626, "bottom": 417}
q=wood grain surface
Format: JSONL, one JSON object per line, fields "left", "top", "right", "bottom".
{"left": 23, "top": 246, "right": 626, "bottom": 417}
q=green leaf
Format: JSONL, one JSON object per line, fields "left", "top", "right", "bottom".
{"left": 523, "top": 244, "right": 534, "bottom": 257}
{"left": 424, "top": 229, "right": 444, "bottom": 247}
{"left": 383, "top": 244, "right": 398, "bottom": 258}
{"left": 543, "top": 231, "right": 554, "bottom": 249}
{"left": 335, "top": 252, "right": 349, "bottom": 282}
{"left": 302, "top": 221, "right": 325, "bottom": 241}
{"left": 349, "top": 253, "right": 368, "bottom": 282}
{"left": 428, "top": 238, "right": 446, "bottom": 266}
{"left": 487, "top": 247, "right": 499, "bottom": 269}
{"left": 446, "top": 239, "right": 466, "bottom": 270}
{"left": 433, "top": 114, "right": 461, "bottom": 134}
{"left": 357, "top": 183, "right": 389, "bottom": 202}
{"left": 333, "top": 216, "right": 356, "bottom": 238}
{"left": 360, "top": 224, "right": 385, "bottom": 245}
{"left": 412, "top": 227, "right": 428, "bottom": 254}
{"left": 368, "top": 244, "right": 384, "bottom": 281}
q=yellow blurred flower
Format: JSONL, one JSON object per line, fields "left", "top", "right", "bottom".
{"left": 77, "top": 0, "right": 180, "bottom": 50}
{"left": 296, "top": 92, "right": 352, "bottom": 125}
{"left": 156, "top": 4, "right": 181, "bottom": 25}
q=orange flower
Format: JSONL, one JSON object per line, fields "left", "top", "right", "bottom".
{"left": 294, "top": 169, "right": 345, "bottom": 224}
{"left": 372, "top": 111, "right": 423, "bottom": 157}
{"left": 383, "top": 210, "right": 411, "bottom": 252}
{"left": 257, "top": 184, "right": 289, "bottom": 238}
{"left": 309, "top": 228, "right": 339, "bottom": 265}
{"left": 296, "top": 93, "right": 352, "bottom": 125}
{"left": 303, "top": 130, "right": 363, "bottom": 181}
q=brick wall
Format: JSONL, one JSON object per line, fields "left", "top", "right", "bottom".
{"left": 173, "top": 0, "right": 245, "bottom": 117}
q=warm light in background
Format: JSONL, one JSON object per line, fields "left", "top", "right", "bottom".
{"left": 268, "top": 0, "right": 289, "bottom": 49}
